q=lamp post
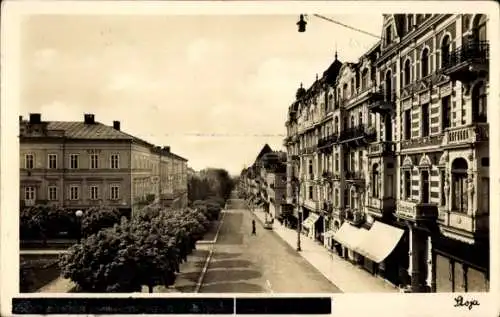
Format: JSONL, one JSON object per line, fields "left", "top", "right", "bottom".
{"left": 75, "top": 209, "right": 83, "bottom": 243}
{"left": 292, "top": 156, "right": 302, "bottom": 252}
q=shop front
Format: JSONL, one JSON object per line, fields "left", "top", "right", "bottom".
{"left": 433, "top": 236, "right": 489, "bottom": 292}
{"left": 332, "top": 221, "right": 369, "bottom": 264}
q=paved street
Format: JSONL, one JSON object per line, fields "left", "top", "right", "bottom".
{"left": 198, "top": 199, "right": 341, "bottom": 293}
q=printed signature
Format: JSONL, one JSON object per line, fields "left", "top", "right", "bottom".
{"left": 454, "top": 295, "right": 480, "bottom": 310}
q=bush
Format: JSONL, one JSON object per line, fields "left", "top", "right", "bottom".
{"left": 80, "top": 206, "right": 122, "bottom": 238}
{"left": 60, "top": 206, "right": 211, "bottom": 292}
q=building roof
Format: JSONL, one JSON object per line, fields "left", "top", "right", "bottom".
{"left": 42, "top": 121, "right": 134, "bottom": 140}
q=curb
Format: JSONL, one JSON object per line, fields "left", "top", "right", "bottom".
{"left": 194, "top": 210, "right": 226, "bottom": 293}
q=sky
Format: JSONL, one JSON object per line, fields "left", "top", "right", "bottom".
{"left": 20, "top": 14, "right": 382, "bottom": 175}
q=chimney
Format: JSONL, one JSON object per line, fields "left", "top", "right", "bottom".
{"left": 29, "top": 113, "right": 41, "bottom": 124}
{"left": 113, "top": 121, "right": 120, "bottom": 130}
{"left": 163, "top": 146, "right": 170, "bottom": 153}
{"left": 84, "top": 114, "right": 95, "bottom": 124}
{"left": 19, "top": 115, "right": 23, "bottom": 122}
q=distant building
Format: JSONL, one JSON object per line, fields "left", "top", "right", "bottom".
{"left": 19, "top": 113, "right": 188, "bottom": 216}
{"left": 241, "top": 145, "right": 287, "bottom": 220}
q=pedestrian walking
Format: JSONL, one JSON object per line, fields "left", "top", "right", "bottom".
{"left": 251, "top": 219, "right": 256, "bottom": 235}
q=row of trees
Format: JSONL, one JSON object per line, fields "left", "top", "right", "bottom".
{"left": 20, "top": 205, "right": 124, "bottom": 242}
{"left": 188, "top": 168, "right": 234, "bottom": 204}
{"left": 58, "top": 198, "right": 224, "bottom": 293}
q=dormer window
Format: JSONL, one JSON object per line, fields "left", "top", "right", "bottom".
{"left": 385, "top": 25, "right": 392, "bottom": 46}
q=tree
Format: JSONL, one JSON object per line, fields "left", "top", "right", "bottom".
{"left": 80, "top": 206, "right": 122, "bottom": 238}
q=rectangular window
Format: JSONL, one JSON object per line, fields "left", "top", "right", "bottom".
{"left": 24, "top": 186, "right": 35, "bottom": 200}
{"left": 335, "top": 154, "right": 339, "bottom": 172}
{"left": 404, "top": 171, "right": 412, "bottom": 199}
{"left": 110, "top": 184, "right": 120, "bottom": 200}
{"left": 25, "top": 154, "right": 34, "bottom": 169}
{"left": 344, "top": 189, "right": 349, "bottom": 207}
{"left": 69, "top": 185, "right": 80, "bottom": 200}
{"left": 308, "top": 161, "right": 313, "bottom": 175}
{"left": 308, "top": 186, "right": 313, "bottom": 200}
{"left": 48, "top": 154, "right": 57, "bottom": 169}
{"left": 387, "top": 175, "right": 394, "bottom": 197}
{"left": 89, "top": 185, "right": 99, "bottom": 200}
{"left": 90, "top": 154, "right": 99, "bottom": 169}
{"left": 110, "top": 154, "right": 120, "bottom": 169}
{"left": 48, "top": 186, "right": 57, "bottom": 201}
{"left": 335, "top": 189, "right": 339, "bottom": 207}
{"left": 441, "top": 96, "right": 451, "bottom": 130}
{"left": 404, "top": 110, "right": 412, "bottom": 140}
{"left": 421, "top": 103, "right": 430, "bottom": 137}
{"left": 70, "top": 154, "right": 79, "bottom": 169}
{"left": 421, "top": 170, "right": 430, "bottom": 203}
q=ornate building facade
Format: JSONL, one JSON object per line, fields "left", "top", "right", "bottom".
{"left": 284, "top": 13, "right": 489, "bottom": 292}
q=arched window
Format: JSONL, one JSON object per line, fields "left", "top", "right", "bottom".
{"left": 342, "top": 83, "right": 348, "bottom": 99}
{"left": 334, "top": 116, "right": 339, "bottom": 133}
{"left": 421, "top": 48, "right": 430, "bottom": 77}
{"left": 472, "top": 81, "right": 487, "bottom": 122}
{"left": 451, "top": 158, "right": 468, "bottom": 212}
{"left": 474, "top": 14, "right": 487, "bottom": 42}
{"left": 372, "top": 164, "right": 380, "bottom": 198}
{"left": 404, "top": 59, "right": 411, "bottom": 86}
{"left": 441, "top": 35, "right": 451, "bottom": 69}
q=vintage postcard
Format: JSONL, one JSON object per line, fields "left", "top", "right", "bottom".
{"left": 1, "top": 1, "right": 499, "bottom": 316}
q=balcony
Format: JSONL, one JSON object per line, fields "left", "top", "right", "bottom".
{"left": 442, "top": 123, "right": 489, "bottom": 148}
{"left": 400, "top": 135, "right": 443, "bottom": 150}
{"left": 345, "top": 170, "right": 365, "bottom": 184}
{"left": 303, "top": 199, "right": 320, "bottom": 211}
{"left": 437, "top": 208, "right": 488, "bottom": 243}
{"left": 322, "top": 171, "right": 333, "bottom": 182}
{"left": 338, "top": 125, "right": 377, "bottom": 146}
{"left": 367, "top": 85, "right": 396, "bottom": 115}
{"left": 317, "top": 134, "right": 338, "bottom": 152}
{"left": 366, "top": 197, "right": 395, "bottom": 219}
{"left": 367, "top": 141, "right": 395, "bottom": 157}
{"left": 442, "top": 41, "right": 489, "bottom": 82}
{"left": 396, "top": 200, "right": 438, "bottom": 223}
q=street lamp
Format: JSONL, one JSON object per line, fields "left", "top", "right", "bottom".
{"left": 75, "top": 209, "right": 83, "bottom": 243}
{"left": 291, "top": 155, "right": 302, "bottom": 252}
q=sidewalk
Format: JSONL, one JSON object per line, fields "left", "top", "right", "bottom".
{"left": 251, "top": 208, "right": 398, "bottom": 293}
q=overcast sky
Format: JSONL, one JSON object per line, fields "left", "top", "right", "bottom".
{"left": 20, "top": 14, "right": 382, "bottom": 175}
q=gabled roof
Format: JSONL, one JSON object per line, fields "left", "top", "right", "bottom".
{"left": 255, "top": 144, "right": 273, "bottom": 162}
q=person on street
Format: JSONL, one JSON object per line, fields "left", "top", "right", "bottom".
{"left": 252, "top": 219, "right": 256, "bottom": 235}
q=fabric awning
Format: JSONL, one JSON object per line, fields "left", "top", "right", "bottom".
{"left": 355, "top": 221, "right": 404, "bottom": 263}
{"left": 324, "top": 230, "right": 336, "bottom": 238}
{"left": 302, "top": 213, "right": 320, "bottom": 229}
{"left": 333, "top": 222, "right": 369, "bottom": 251}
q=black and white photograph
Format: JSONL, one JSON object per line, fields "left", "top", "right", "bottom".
{"left": 1, "top": 1, "right": 499, "bottom": 316}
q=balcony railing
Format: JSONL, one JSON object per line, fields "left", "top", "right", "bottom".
{"left": 322, "top": 201, "right": 333, "bottom": 213}
{"left": 442, "top": 123, "right": 489, "bottom": 147}
{"left": 396, "top": 200, "right": 438, "bottom": 222}
{"left": 438, "top": 209, "right": 489, "bottom": 239}
{"left": 366, "top": 197, "right": 395, "bottom": 218}
{"left": 442, "top": 41, "right": 489, "bottom": 77}
{"left": 345, "top": 170, "right": 365, "bottom": 182}
{"left": 367, "top": 85, "right": 396, "bottom": 114}
{"left": 367, "top": 141, "right": 395, "bottom": 156}
{"left": 318, "top": 134, "right": 338, "bottom": 149}
{"left": 303, "top": 199, "right": 320, "bottom": 211}
{"left": 338, "top": 125, "right": 377, "bottom": 143}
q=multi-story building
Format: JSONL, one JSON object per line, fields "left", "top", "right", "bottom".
{"left": 241, "top": 145, "right": 288, "bottom": 220}
{"left": 284, "top": 14, "right": 489, "bottom": 293}
{"left": 20, "top": 113, "right": 188, "bottom": 216}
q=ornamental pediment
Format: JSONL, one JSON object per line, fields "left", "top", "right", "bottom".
{"left": 438, "top": 152, "right": 448, "bottom": 166}
{"left": 419, "top": 154, "right": 432, "bottom": 167}
{"left": 402, "top": 155, "right": 413, "bottom": 168}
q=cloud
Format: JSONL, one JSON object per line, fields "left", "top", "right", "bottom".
{"left": 186, "top": 38, "right": 228, "bottom": 64}
{"left": 32, "top": 48, "right": 59, "bottom": 70}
